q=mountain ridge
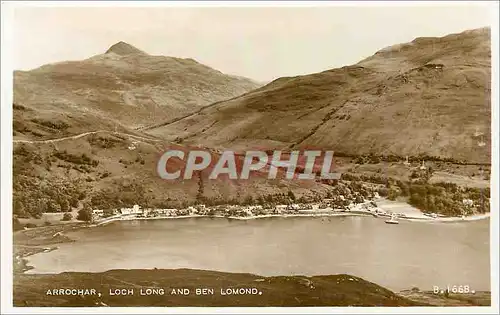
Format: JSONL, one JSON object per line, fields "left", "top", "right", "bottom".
{"left": 12, "top": 28, "right": 491, "bottom": 220}
{"left": 13, "top": 42, "right": 261, "bottom": 140}
{"left": 146, "top": 27, "right": 491, "bottom": 164}
{"left": 105, "top": 41, "right": 147, "bottom": 56}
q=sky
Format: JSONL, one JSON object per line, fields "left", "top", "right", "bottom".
{"left": 9, "top": 2, "right": 495, "bottom": 82}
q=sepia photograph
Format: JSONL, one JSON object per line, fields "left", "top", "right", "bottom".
{"left": 1, "top": 1, "right": 498, "bottom": 313}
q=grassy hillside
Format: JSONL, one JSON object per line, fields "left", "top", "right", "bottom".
{"left": 14, "top": 269, "right": 420, "bottom": 307}
{"left": 13, "top": 131, "right": 489, "bottom": 220}
{"left": 12, "top": 29, "right": 491, "bottom": 220}
{"left": 13, "top": 133, "right": 343, "bottom": 218}
{"left": 147, "top": 28, "right": 491, "bottom": 164}
{"left": 13, "top": 42, "right": 260, "bottom": 139}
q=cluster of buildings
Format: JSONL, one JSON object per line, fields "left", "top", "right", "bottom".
{"left": 92, "top": 205, "right": 185, "bottom": 220}
{"left": 90, "top": 199, "right": 361, "bottom": 222}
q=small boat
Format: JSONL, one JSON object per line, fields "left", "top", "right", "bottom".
{"left": 385, "top": 214, "right": 399, "bottom": 225}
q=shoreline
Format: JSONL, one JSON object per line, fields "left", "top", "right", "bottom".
{"left": 93, "top": 212, "right": 374, "bottom": 226}
{"left": 17, "top": 205, "right": 490, "bottom": 275}
{"left": 93, "top": 209, "right": 490, "bottom": 227}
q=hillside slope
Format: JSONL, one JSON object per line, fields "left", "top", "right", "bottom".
{"left": 14, "top": 269, "right": 419, "bottom": 307}
{"left": 13, "top": 42, "right": 260, "bottom": 139}
{"left": 12, "top": 29, "right": 491, "bottom": 220}
{"left": 12, "top": 133, "right": 340, "bottom": 218}
{"left": 147, "top": 27, "right": 491, "bottom": 163}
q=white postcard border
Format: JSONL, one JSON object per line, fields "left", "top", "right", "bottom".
{"left": 1, "top": 1, "right": 498, "bottom": 314}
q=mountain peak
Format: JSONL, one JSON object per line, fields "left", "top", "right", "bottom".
{"left": 105, "top": 41, "right": 147, "bottom": 56}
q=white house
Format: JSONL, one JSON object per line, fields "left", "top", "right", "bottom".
{"left": 120, "top": 208, "right": 132, "bottom": 215}
{"left": 248, "top": 205, "right": 263, "bottom": 211}
{"left": 275, "top": 205, "right": 287, "bottom": 214}
{"left": 403, "top": 156, "right": 410, "bottom": 166}
{"left": 157, "top": 208, "right": 177, "bottom": 216}
{"left": 419, "top": 160, "right": 427, "bottom": 170}
{"left": 462, "top": 199, "right": 474, "bottom": 207}
{"left": 120, "top": 204, "right": 142, "bottom": 215}
{"left": 241, "top": 208, "right": 253, "bottom": 216}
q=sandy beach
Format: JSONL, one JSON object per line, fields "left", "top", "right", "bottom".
{"left": 374, "top": 198, "right": 490, "bottom": 222}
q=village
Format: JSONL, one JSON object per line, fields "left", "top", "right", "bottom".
{"left": 91, "top": 200, "right": 380, "bottom": 225}
{"left": 90, "top": 191, "right": 478, "bottom": 226}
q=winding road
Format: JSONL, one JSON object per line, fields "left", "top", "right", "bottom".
{"left": 13, "top": 130, "right": 163, "bottom": 144}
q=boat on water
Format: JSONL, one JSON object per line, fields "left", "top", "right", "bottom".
{"left": 385, "top": 214, "right": 399, "bottom": 225}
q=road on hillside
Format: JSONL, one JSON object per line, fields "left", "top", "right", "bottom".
{"left": 13, "top": 130, "right": 162, "bottom": 144}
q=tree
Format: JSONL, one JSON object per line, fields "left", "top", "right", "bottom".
{"left": 426, "top": 195, "right": 436, "bottom": 212}
{"left": 354, "top": 195, "right": 364, "bottom": 204}
{"left": 257, "top": 196, "right": 265, "bottom": 206}
{"left": 287, "top": 190, "right": 296, "bottom": 202}
{"left": 13, "top": 199, "right": 27, "bottom": 217}
{"left": 77, "top": 205, "right": 93, "bottom": 222}
{"left": 387, "top": 188, "right": 399, "bottom": 201}
{"left": 397, "top": 181, "right": 410, "bottom": 196}
{"left": 244, "top": 195, "right": 254, "bottom": 205}
{"left": 377, "top": 187, "right": 389, "bottom": 197}
{"left": 13, "top": 218, "right": 24, "bottom": 231}
{"left": 59, "top": 199, "right": 70, "bottom": 212}
{"left": 46, "top": 200, "right": 62, "bottom": 213}
{"left": 61, "top": 212, "right": 73, "bottom": 221}
{"left": 196, "top": 171, "right": 204, "bottom": 201}
{"left": 103, "top": 208, "right": 115, "bottom": 217}
{"left": 77, "top": 191, "right": 87, "bottom": 200}
{"left": 409, "top": 193, "right": 427, "bottom": 210}
{"left": 69, "top": 197, "right": 79, "bottom": 208}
